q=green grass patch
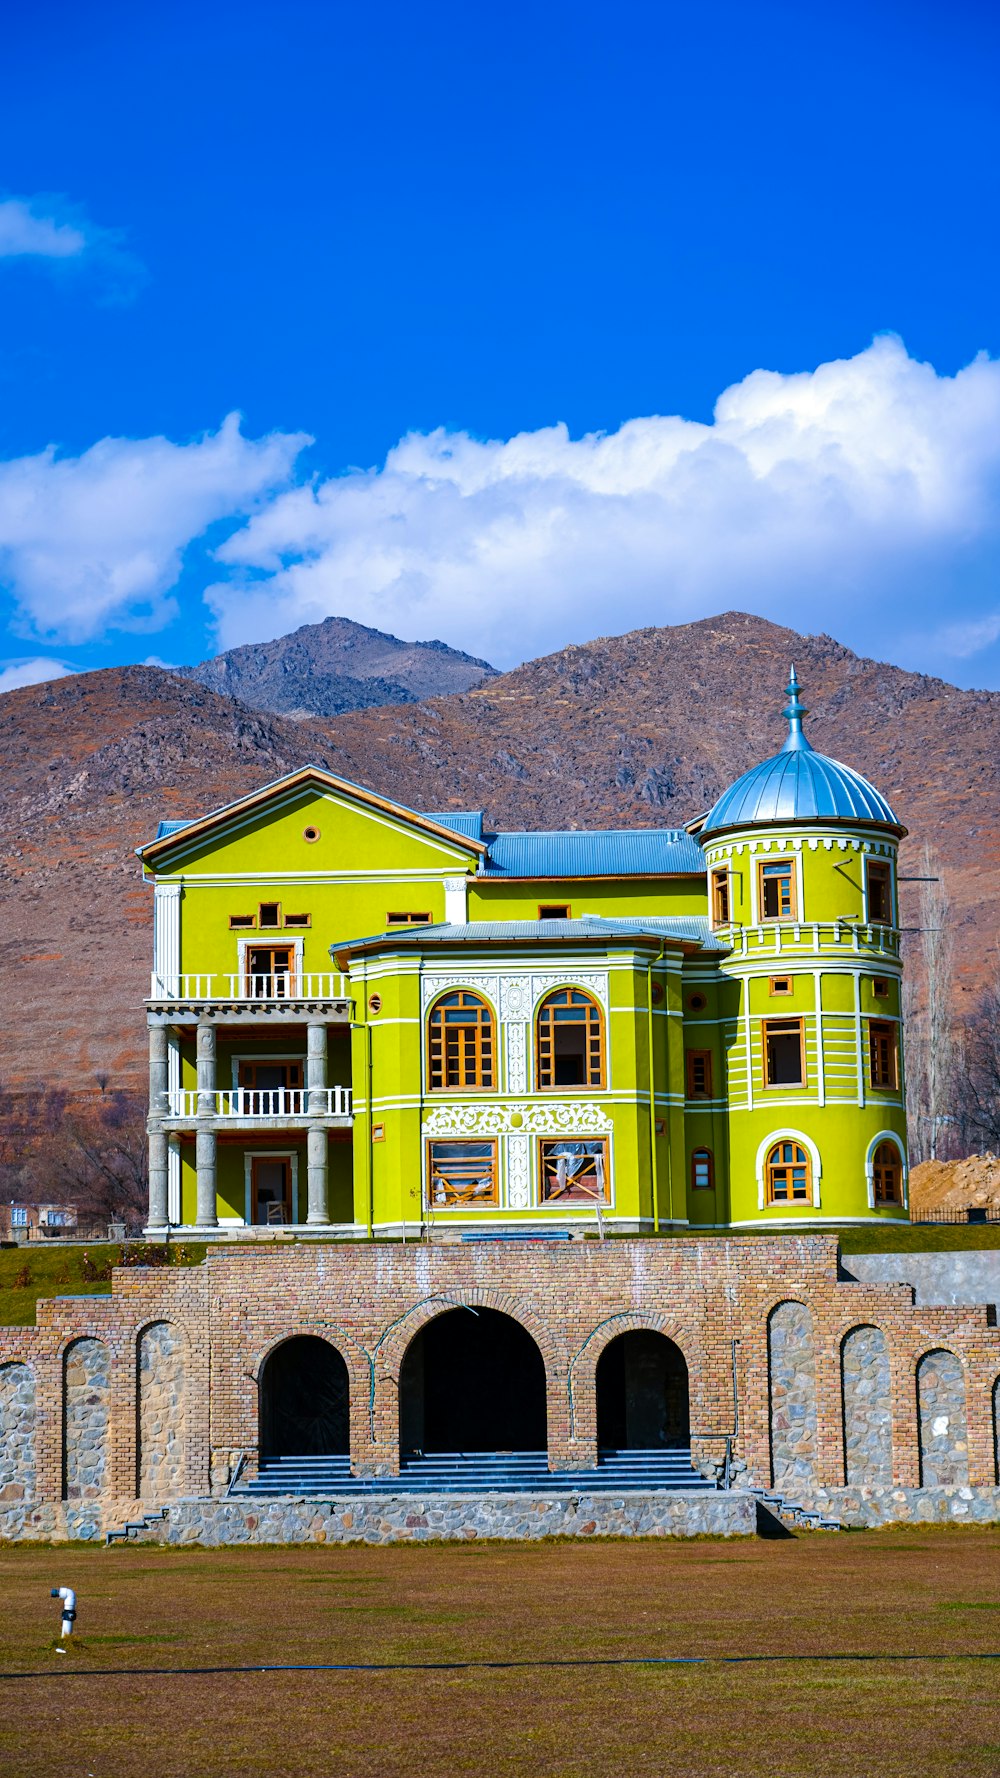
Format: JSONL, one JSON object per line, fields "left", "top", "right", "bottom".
{"left": 840, "top": 1224, "right": 1000, "bottom": 1253}
{"left": 0, "top": 1242, "right": 207, "bottom": 1326}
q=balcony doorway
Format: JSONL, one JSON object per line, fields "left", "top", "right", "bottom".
{"left": 259, "top": 1336, "right": 350, "bottom": 1458}
{"left": 596, "top": 1330, "right": 689, "bottom": 1450}
{"left": 245, "top": 945, "right": 295, "bottom": 997}
{"left": 250, "top": 1154, "right": 294, "bottom": 1224}
{"left": 398, "top": 1307, "right": 547, "bottom": 1455}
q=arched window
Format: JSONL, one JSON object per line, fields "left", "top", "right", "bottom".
{"left": 536, "top": 988, "right": 604, "bottom": 1089}
{"left": 872, "top": 1141, "right": 902, "bottom": 1203}
{"left": 691, "top": 1148, "right": 714, "bottom": 1190}
{"left": 427, "top": 991, "right": 494, "bottom": 1090}
{"left": 765, "top": 1140, "right": 812, "bottom": 1204}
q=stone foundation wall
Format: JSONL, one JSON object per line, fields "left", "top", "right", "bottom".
{"left": 128, "top": 1488, "right": 756, "bottom": 1545}
{"left": 0, "top": 1237, "right": 998, "bottom": 1532}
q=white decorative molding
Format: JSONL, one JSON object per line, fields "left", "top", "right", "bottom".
{"left": 422, "top": 1101, "right": 614, "bottom": 1137}
{"left": 499, "top": 976, "right": 533, "bottom": 1022}
{"left": 421, "top": 972, "right": 500, "bottom": 1008}
{"left": 506, "top": 1134, "right": 531, "bottom": 1207}
{"left": 443, "top": 877, "right": 469, "bottom": 923}
{"left": 153, "top": 882, "right": 182, "bottom": 988}
{"left": 505, "top": 1024, "right": 528, "bottom": 1094}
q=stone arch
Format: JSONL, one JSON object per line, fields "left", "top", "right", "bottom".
{"left": 259, "top": 1334, "right": 352, "bottom": 1460}
{"left": 377, "top": 1289, "right": 560, "bottom": 1385}
{"left": 398, "top": 1304, "right": 548, "bottom": 1455}
{"left": 567, "top": 1312, "right": 694, "bottom": 1442}
{"left": 841, "top": 1324, "right": 892, "bottom": 1485}
{"left": 63, "top": 1336, "right": 110, "bottom": 1500}
{"left": 595, "top": 1329, "right": 690, "bottom": 1450}
{"left": 137, "top": 1321, "right": 187, "bottom": 1500}
{"left": 768, "top": 1300, "right": 817, "bottom": 1489}
{"left": 917, "top": 1348, "right": 969, "bottom": 1486}
{"left": 0, "top": 1361, "right": 36, "bottom": 1503}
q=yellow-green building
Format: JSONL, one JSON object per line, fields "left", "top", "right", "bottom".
{"left": 139, "top": 670, "right": 908, "bottom": 1236}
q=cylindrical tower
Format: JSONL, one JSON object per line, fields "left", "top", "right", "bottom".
{"left": 699, "top": 669, "right": 909, "bottom": 1227}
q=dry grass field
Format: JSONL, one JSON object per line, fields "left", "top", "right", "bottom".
{"left": 2, "top": 1528, "right": 999, "bottom": 1777}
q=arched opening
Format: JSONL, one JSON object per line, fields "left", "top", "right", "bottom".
{"left": 596, "top": 1331, "right": 690, "bottom": 1451}
{"left": 399, "top": 1307, "right": 547, "bottom": 1455}
{"left": 259, "top": 1336, "right": 350, "bottom": 1460}
{"left": 871, "top": 1141, "right": 902, "bottom": 1204}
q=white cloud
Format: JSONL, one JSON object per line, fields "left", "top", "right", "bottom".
{"left": 0, "top": 198, "right": 86, "bottom": 259}
{"left": 204, "top": 335, "right": 1000, "bottom": 680}
{"left": 0, "top": 414, "right": 309, "bottom": 643}
{"left": 0, "top": 657, "right": 76, "bottom": 695}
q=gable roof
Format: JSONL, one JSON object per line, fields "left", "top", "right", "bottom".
{"left": 137, "top": 766, "right": 489, "bottom": 866}
{"left": 331, "top": 913, "right": 723, "bottom": 965}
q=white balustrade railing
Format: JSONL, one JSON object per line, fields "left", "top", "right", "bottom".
{"left": 149, "top": 972, "right": 350, "bottom": 1002}
{"left": 716, "top": 920, "right": 900, "bottom": 960}
{"left": 165, "top": 1086, "right": 352, "bottom": 1119}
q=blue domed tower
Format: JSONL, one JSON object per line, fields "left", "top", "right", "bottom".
{"left": 696, "top": 669, "right": 909, "bottom": 1227}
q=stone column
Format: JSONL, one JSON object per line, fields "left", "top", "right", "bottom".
{"left": 195, "top": 1020, "right": 218, "bottom": 1229}
{"left": 306, "top": 1021, "right": 329, "bottom": 1224}
{"left": 147, "top": 1024, "right": 170, "bottom": 1233}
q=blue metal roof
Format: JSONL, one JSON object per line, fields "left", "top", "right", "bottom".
{"left": 701, "top": 669, "right": 902, "bottom": 838}
{"left": 333, "top": 918, "right": 717, "bottom": 955}
{"left": 481, "top": 829, "right": 705, "bottom": 878}
{"left": 155, "top": 819, "right": 190, "bottom": 839}
{"left": 421, "top": 810, "right": 486, "bottom": 841}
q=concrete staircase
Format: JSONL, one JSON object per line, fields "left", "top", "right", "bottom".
{"left": 235, "top": 1448, "right": 713, "bottom": 1498}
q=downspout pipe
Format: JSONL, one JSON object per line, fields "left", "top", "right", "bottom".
{"left": 647, "top": 940, "right": 667, "bottom": 1235}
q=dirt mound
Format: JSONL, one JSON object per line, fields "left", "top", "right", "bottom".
{"left": 909, "top": 1154, "right": 1000, "bottom": 1212}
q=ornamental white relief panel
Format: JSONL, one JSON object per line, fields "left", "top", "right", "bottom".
{"left": 422, "top": 1101, "right": 613, "bottom": 1137}
{"left": 504, "top": 1024, "right": 528, "bottom": 1094}
{"left": 420, "top": 973, "right": 500, "bottom": 1009}
{"left": 506, "top": 1135, "right": 531, "bottom": 1208}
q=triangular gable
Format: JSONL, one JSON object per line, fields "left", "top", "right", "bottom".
{"left": 137, "top": 766, "right": 487, "bottom": 869}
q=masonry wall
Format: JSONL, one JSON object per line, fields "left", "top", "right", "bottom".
{"left": 0, "top": 1236, "right": 999, "bottom": 1536}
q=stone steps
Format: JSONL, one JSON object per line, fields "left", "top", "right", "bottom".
{"left": 236, "top": 1448, "right": 712, "bottom": 1498}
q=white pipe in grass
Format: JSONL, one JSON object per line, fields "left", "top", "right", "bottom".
{"left": 50, "top": 1587, "right": 76, "bottom": 1637}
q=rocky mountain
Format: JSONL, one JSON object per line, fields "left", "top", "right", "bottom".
{"left": 179, "top": 614, "right": 496, "bottom": 717}
{"left": 1, "top": 611, "right": 997, "bottom": 1092}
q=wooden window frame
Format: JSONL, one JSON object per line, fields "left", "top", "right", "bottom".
{"left": 282, "top": 912, "right": 312, "bottom": 929}
{"left": 243, "top": 942, "right": 297, "bottom": 998}
{"left": 229, "top": 913, "right": 256, "bottom": 930}
{"left": 427, "top": 990, "right": 496, "bottom": 1092}
{"left": 691, "top": 1147, "right": 714, "bottom": 1191}
{"left": 711, "top": 868, "right": 730, "bottom": 928}
{"left": 535, "top": 988, "right": 605, "bottom": 1091}
{"left": 762, "top": 1017, "right": 806, "bottom": 1089}
{"left": 538, "top": 1137, "right": 610, "bottom": 1204}
{"left": 386, "top": 911, "right": 432, "bottom": 926}
{"left": 765, "top": 1140, "right": 812, "bottom": 1205}
{"left": 872, "top": 1140, "right": 902, "bottom": 1204}
{"left": 258, "top": 900, "right": 282, "bottom": 931}
{"left": 866, "top": 859, "right": 893, "bottom": 927}
{"left": 757, "top": 858, "right": 797, "bottom": 922}
{"left": 768, "top": 976, "right": 793, "bottom": 997}
{"left": 685, "top": 1049, "right": 713, "bottom": 1099}
{"left": 868, "top": 1020, "right": 899, "bottom": 1091}
{"left": 537, "top": 903, "right": 571, "bottom": 920}
{"left": 872, "top": 976, "right": 890, "bottom": 999}
{"left": 426, "top": 1138, "right": 499, "bottom": 1208}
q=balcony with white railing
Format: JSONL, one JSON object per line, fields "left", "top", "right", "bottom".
{"left": 164, "top": 1086, "right": 353, "bottom": 1122}
{"left": 715, "top": 920, "right": 901, "bottom": 962}
{"left": 148, "top": 972, "right": 351, "bottom": 1006}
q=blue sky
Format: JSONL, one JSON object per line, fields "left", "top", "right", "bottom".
{"left": 2, "top": 0, "right": 1000, "bottom": 690}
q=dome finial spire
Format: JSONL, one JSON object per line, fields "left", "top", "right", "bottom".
{"left": 781, "top": 665, "right": 811, "bottom": 752}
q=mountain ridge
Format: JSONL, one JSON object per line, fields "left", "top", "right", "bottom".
{"left": 1, "top": 610, "right": 996, "bottom": 1091}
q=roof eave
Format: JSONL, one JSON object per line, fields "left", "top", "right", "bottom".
{"left": 331, "top": 931, "right": 705, "bottom": 967}
{"left": 699, "top": 813, "right": 908, "bottom": 843}
{"left": 137, "top": 766, "right": 488, "bottom": 865}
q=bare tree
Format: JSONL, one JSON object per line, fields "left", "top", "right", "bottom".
{"left": 903, "top": 844, "right": 958, "bottom": 1162}
{"left": 955, "top": 965, "right": 1000, "bottom": 1155}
